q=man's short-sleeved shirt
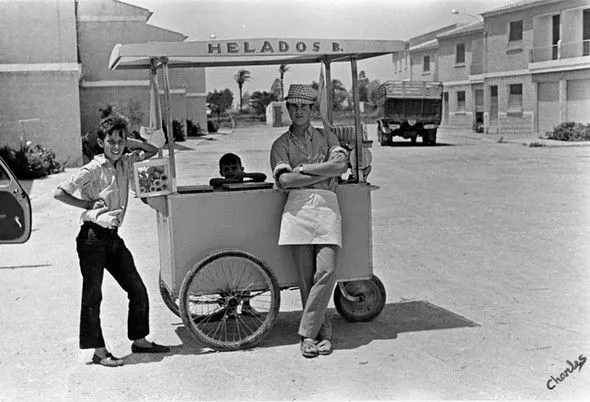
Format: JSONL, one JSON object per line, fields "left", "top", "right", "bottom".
{"left": 270, "top": 125, "right": 347, "bottom": 192}
{"left": 58, "top": 151, "right": 145, "bottom": 228}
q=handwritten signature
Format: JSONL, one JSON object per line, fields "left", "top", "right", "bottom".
{"left": 546, "top": 354, "right": 587, "bottom": 390}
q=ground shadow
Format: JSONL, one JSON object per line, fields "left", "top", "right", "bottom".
{"left": 0, "top": 263, "right": 52, "bottom": 270}
{"left": 382, "top": 141, "right": 453, "bottom": 147}
{"left": 170, "top": 142, "right": 195, "bottom": 151}
{"left": 164, "top": 300, "right": 478, "bottom": 357}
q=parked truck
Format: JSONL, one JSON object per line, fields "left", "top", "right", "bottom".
{"left": 375, "top": 81, "right": 443, "bottom": 146}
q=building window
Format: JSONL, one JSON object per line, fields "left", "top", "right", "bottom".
{"left": 509, "top": 20, "right": 523, "bottom": 42}
{"left": 584, "top": 9, "right": 590, "bottom": 56}
{"left": 508, "top": 84, "right": 523, "bottom": 112}
{"left": 457, "top": 91, "right": 466, "bottom": 112}
{"left": 423, "top": 55, "right": 430, "bottom": 72}
{"left": 456, "top": 43, "right": 465, "bottom": 64}
{"left": 552, "top": 14, "right": 560, "bottom": 59}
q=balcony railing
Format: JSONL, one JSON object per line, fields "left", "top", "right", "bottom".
{"left": 530, "top": 40, "right": 590, "bottom": 62}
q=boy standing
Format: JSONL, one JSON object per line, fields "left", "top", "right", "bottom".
{"left": 54, "top": 115, "right": 169, "bottom": 367}
{"left": 209, "top": 152, "right": 267, "bottom": 188}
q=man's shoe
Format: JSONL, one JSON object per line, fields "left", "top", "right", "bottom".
{"left": 300, "top": 337, "right": 319, "bottom": 358}
{"left": 92, "top": 353, "right": 124, "bottom": 367}
{"left": 131, "top": 341, "right": 170, "bottom": 354}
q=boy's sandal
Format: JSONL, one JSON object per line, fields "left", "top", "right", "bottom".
{"left": 92, "top": 352, "right": 124, "bottom": 367}
{"left": 316, "top": 338, "right": 333, "bottom": 355}
{"left": 300, "top": 337, "right": 319, "bottom": 358}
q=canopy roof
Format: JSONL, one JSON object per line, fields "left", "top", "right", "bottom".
{"left": 109, "top": 38, "right": 405, "bottom": 70}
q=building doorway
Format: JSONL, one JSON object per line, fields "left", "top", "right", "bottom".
{"left": 443, "top": 92, "right": 449, "bottom": 126}
{"left": 474, "top": 89, "right": 484, "bottom": 132}
{"left": 489, "top": 85, "right": 498, "bottom": 133}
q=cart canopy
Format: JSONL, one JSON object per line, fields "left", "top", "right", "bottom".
{"left": 109, "top": 38, "right": 405, "bottom": 70}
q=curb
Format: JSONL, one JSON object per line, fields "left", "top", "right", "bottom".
{"left": 443, "top": 131, "right": 590, "bottom": 148}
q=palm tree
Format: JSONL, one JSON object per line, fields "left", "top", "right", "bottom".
{"left": 234, "top": 69, "right": 251, "bottom": 111}
{"left": 278, "top": 64, "right": 290, "bottom": 100}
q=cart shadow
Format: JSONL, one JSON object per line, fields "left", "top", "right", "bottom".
{"left": 167, "top": 300, "right": 478, "bottom": 355}
{"left": 263, "top": 300, "right": 478, "bottom": 350}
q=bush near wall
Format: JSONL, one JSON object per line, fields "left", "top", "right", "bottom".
{"left": 186, "top": 119, "right": 205, "bottom": 137}
{"left": 547, "top": 122, "right": 590, "bottom": 142}
{"left": 0, "top": 141, "right": 65, "bottom": 179}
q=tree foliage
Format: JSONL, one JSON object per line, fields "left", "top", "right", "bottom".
{"left": 207, "top": 88, "right": 234, "bottom": 120}
{"left": 249, "top": 91, "right": 278, "bottom": 115}
{"left": 278, "top": 64, "right": 290, "bottom": 100}
{"left": 234, "top": 69, "right": 251, "bottom": 111}
{"left": 270, "top": 78, "right": 282, "bottom": 100}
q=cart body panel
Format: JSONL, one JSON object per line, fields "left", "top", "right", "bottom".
{"left": 157, "top": 184, "right": 372, "bottom": 294}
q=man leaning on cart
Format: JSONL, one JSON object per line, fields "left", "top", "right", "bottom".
{"left": 270, "top": 84, "right": 349, "bottom": 358}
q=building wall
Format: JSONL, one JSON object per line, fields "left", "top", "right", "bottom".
{"left": 409, "top": 49, "right": 437, "bottom": 81}
{"left": 77, "top": 0, "right": 207, "bottom": 137}
{"left": 0, "top": 0, "right": 82, "bottom": 166}
{"left": 484, "top": 0, "right": 590, "bottom": 135}
{"left": 0, "top": 0, "right": 78, "bottom": 64}
{"left": 438, "top": 32, "right": 483, "bottom": 82}
{"left": 0, "top": 71, "right": 82, "bottom": 165}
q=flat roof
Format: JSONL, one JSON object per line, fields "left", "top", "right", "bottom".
{"left": 109, "top": 38, "right": 405, "bottom": 70}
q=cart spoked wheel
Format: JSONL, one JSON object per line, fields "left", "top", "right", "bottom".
{"left": 179, "top": 250, "right": 280, "bottom": 351}
{"left": 159, "top": 272, "right": 180, "bottom": 317}
{"left": 333, "top": 274, "right": 386, "bottom": 322}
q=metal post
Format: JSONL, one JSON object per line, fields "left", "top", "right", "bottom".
{"left": 350, "top": 57, "right": 364, "bottom": 182}
{"left": 149, "top": 59, "right": 163, "bottom": 157}
{"left": 161, "top": 59, "right": 177, "bottom": 192}
{"left": 324, "top": 59, "right": 333, "bottom": 126}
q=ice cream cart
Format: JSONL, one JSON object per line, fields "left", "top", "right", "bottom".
{"left": 108, "top": 38, "right": 404, "bottom": 351}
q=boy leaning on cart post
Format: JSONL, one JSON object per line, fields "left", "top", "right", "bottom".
{"left": 270, "top": 84, "right": 349, "bottom": 358}
{"left": 53, "top": 113, "right": 171, "bottom": 367}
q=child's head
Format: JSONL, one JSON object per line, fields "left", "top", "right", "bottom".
{"left": 97, "top": 115, "right": 129, "bottom": 162}
{"left": 219, "top": 153, "right": 244, "bottom": 179}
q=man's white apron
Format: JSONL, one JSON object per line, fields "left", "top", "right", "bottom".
{"left": 278, "top": 189, "right": 341, "bottom": 247}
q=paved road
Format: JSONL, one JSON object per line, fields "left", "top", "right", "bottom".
{"left": 1, "top": 126, "right": 589, "bottom": 400}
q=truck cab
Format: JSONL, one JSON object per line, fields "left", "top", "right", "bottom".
{"left": 376, "top": 81, "right": 443, "bottom": 146}
{"left": 0, "top": 157, "right": 32, "bottom": 244}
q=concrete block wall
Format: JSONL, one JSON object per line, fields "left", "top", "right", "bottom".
{"left": 0, "top": 70, "right": 82, "bottom": 166}
{"left": 447, "top": 112, "right": 474, "bottom": 130}
{"left": 498, "top": 112, "right": 534, "bottom": 135}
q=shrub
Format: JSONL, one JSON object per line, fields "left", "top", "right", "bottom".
{"left": 547, "top": 122, "right": 590, "bottom": 142}
{"left": 186, "top": 120, "right": 205, "bottom": 137}
{"left": 0, "top": 141, "right": 65, "bottom": 179}
{"left": 207, "top": 120, "right": 219, "bottom": 133}
{"left": 162, "top": 119, "right": 187, "bottom": 142}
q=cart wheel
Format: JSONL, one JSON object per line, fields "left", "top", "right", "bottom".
{"left": 333, "top": 275, "right": 386, "bottom": 322}
{"left": 159, "top": 271, "right": 180, "bottom": 317}
{"left": 179, "top": 250, "right": 280, "bottom": 351}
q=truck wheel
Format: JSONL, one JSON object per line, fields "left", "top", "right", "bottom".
{"left": 430, "top": 130, "right": 437, "bottom": 145}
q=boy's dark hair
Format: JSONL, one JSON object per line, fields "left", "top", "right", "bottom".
{"left": 219, "top": 153, "right": 242, "bottom": 169}
{"left": 98, "top": 115, "right": 129, "bottom": 140}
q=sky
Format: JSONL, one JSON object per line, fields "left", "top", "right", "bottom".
{"left": 126, "top": 0, "right": 513, "bottom": 94}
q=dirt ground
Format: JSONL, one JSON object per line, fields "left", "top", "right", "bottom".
{"left": 1, "top": 125, "right": 589, "bottom": 400}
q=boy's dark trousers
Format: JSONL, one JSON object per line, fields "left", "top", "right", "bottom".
{"left": 76, "top": 222, "right": 149, "bottom": 349}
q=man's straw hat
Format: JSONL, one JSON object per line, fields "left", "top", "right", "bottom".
{"left": 285, "top": 84, "right": 318, "bottom": 105}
